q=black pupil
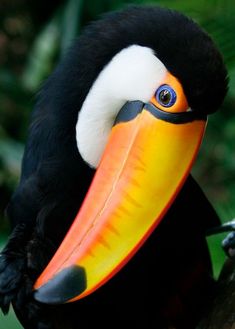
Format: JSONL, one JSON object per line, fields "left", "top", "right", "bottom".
{"left": 159, "top": 89, "right": 171, "bottom": 105}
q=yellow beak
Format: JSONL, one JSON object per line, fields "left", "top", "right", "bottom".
{"left": 34, "top": 100, "right": 206, "bottom": 304}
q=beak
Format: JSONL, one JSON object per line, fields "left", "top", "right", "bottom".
{"left": 34, "top": 100, "right": 206, "bottom": 304}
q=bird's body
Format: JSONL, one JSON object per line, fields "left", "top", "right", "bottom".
{"left": 0, "top": 5, "right": 227, "bottom": 329}
{"left": 2, "top": 176, "right": 220, "bottom": 329}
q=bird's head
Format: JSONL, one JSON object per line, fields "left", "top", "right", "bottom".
{"left": 34, "top": 6, "right": 228, "bottom": 304}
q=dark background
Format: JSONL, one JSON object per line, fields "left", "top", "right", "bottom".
{"left": 0, "top": 0, "right": 235, "bottom": 327}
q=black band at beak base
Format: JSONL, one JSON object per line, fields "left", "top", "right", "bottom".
{"left": 114, "top": 101, "right": 207, "bottom": 126}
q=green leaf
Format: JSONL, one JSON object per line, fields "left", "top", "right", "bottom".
{"left": 21, "top": 13, "right": 61, "bottom": 92}
{"left": 60, "top": 0, "right": 84, "bottom": 56}
{"left": 0, "top": 307, "right": 23, "bottom": 329}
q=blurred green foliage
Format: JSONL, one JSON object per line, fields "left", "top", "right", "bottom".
{"left": 0, "top": 0, "right": 235, "bottom": 327}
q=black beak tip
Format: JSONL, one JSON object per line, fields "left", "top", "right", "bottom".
{"left": 34, "top": 265, "right": 87, "bottom": 305}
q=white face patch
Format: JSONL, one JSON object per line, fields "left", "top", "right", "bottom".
{"left": 76, "top": 45, "right": 167, "bottom": 168}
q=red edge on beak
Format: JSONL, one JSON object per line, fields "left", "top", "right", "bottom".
{"left": 34, "top": 103, "right": 207, "bottom": 304}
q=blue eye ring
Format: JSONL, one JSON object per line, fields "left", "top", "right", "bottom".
{"left": 155, "top": 84, "right": 177, "bottom": 108}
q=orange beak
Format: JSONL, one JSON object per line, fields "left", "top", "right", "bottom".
{"left": 34, "top": 100, "right": 206, "bottom": 304}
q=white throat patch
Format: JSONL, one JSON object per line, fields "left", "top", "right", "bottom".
{"left": 76, "top": 45, "right": 167, "bottom": 168}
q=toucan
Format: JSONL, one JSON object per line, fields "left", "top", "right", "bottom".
{"left": 0, "top": 5, "right": 228, "bottom": 329}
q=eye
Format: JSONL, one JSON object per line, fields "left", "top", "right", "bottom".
{"left": 155, "top": 85, "right": 177, "bottom": 107}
